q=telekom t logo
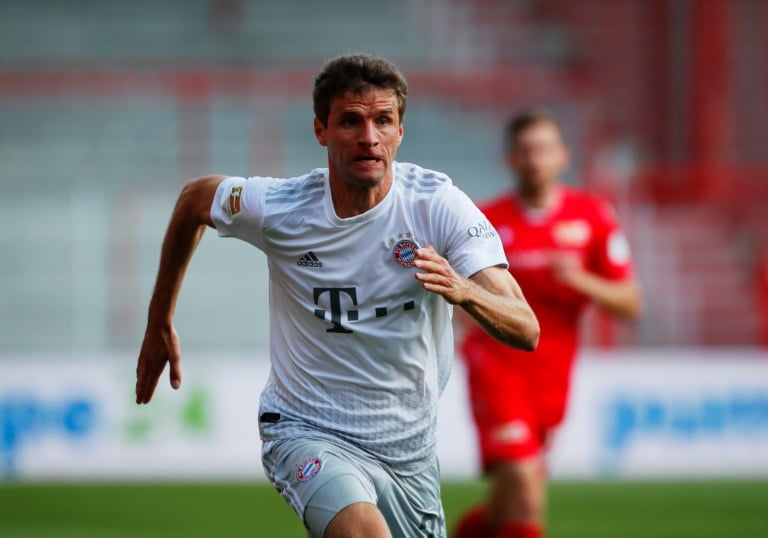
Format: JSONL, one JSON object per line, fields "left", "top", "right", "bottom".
{"left": 313, "top": 287, "right": 358, "bottom": 333}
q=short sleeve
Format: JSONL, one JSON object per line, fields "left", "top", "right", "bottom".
{"left": 210, "top": 176, "right": 267, "bottom": 249}
{"left": 591, "top": 198, "right": 634, "bottom": 280}
{"left": 431, "top": 185, "right": 508, "bottom": 278}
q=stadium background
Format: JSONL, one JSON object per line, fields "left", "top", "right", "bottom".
{"left": 1, "top": 0, "right": 767, "bottom": 536}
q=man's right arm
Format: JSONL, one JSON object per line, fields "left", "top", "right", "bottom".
{"left": 135, "top": 175, "right": 226, "bottom": 404}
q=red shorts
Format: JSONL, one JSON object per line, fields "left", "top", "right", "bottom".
{"left": 467, "top": 368, "right": 566, "bottom": 472}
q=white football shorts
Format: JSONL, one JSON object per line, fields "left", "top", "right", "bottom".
{"left": 261, "top": 435, "right": 446, "bottom": 537}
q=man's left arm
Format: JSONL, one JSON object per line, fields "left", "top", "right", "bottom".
{"left": 413, "top": 245, "right": 539, "bottom": 351}
{"left": 551, "top": 254, "right": 643, "bottom": 320}
{"left": 551, "top": 198, "right": 644, "bottom": 321}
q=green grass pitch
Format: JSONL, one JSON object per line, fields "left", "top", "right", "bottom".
{"left": 1, "top": 479, "right": 766, "bottom": 537}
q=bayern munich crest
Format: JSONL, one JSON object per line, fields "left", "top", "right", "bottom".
{"left": 392, "top": 239, "right": 419, "bottom": 268}
{"left": 296, "top": 457, "right": 322, "bottom": 482}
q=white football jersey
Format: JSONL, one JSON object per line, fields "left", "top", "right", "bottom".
{"left": 210, "top": 161, "right": 507, "bottom": 474}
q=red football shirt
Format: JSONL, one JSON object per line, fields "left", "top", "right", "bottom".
{"left": 461, "top": 186, "right": 634, "bottom": 427}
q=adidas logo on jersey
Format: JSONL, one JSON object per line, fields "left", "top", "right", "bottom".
{"left": 297, "top": 251, "right": 323, "bottom": 268}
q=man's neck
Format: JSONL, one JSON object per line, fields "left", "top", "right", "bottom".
{"left": 329, "top": 175, "right": 393, "bottom": 218}
{"left": 518, "top": 184, "right": 559, "bottom": 210}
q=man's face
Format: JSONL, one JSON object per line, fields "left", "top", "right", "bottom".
{"left": 507, "top": 120, "right": 569, "bottom": 192}
{"left": 314, "top": 87, "right": 403, "bottom": 190}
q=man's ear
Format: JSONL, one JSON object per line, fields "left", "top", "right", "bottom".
{"left": 397, "top": 123, "right": 404, "bottom": 146}
{"left": 314, "top": 117, "right": 327, "bottom": 147}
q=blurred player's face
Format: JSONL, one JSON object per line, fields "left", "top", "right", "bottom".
{"left": 508, "top": 120, "right": 569, "bottom": 195}
{"left": 314, "top": 88, "right": 403, "bottom": 192}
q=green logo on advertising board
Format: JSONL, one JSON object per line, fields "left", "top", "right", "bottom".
{"left": 124, "top": 386, "right": 211, "bottom": 441}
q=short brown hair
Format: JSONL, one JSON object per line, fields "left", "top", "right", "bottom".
{"left": 313, "top": 53, "right": 408, "bottom": 126}
{"left": 505, "top": 109, "right": 563, "bottom": 148}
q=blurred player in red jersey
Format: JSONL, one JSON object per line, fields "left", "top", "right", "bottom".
{"left": 453, "top": 110, "right": 643, "bottom": 538}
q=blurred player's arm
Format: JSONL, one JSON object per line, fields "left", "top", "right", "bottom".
{"left": 414, "top": 246, "right": 539, "bottom": 351}
{"left": 135, "top": 175, "right": 226, "bottom": 404}
{"left": 551, "top": 254, "right": 643, "bottom": 320}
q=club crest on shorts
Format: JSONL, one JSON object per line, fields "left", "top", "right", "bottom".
{"left": 296, "top": 456, "right": 322, "bottom": 482}
{"left": 392, "top": 239, "right": 419, "bottom": 268}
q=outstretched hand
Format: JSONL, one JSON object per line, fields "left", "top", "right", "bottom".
{"left": 412, "top": 244, "right": 470, "bottom": 305}
{"left": 135, "top": 324, "right": 182, "bottom": 404}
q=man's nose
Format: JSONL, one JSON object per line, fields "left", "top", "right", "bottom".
{"left": 359, "top": 120, "right": 379, "bottom": 146}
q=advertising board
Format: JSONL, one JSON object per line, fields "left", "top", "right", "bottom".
{"left": 2, "top": 349, "right": 767, "bottom": 481}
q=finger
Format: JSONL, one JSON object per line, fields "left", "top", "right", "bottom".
{"left": 136, "top": 366, "right": 159, "bottom": 404}
{"left": 414, "top": 245, "right": 439, "bottom": 261}
{"left": 168, "top": 354, "right": 182, "bottom": 390}
{"left": 414, "top": 268, "right": 444, "bottom": 283}
{"left": 414, "top": 259, "right": 452, "bottom": 280}
{"left": 420, "top": 276, "right": 455, "bottom": 293}
{"left": 136, "top": 373, "right": 160, "bottom": 404}
{"left": 135, "top": 360, "right": 162, "bottom": 404}
{"left": 413, "top": 251, "right": 444, "bottom": 269}
{"left": 165, "top": 330, "right": 183, "bottom": 390}
{"left": 415, "top": 270, "right": 452, "bottom": 290}
{"left": 135, "top": 360, "right": 148, "bottom": 404}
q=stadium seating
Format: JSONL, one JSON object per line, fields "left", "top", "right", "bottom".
{"left": 1, "top": 0, "right": 766, "bottom": 348}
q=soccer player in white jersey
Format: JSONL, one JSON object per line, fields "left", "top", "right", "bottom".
{"left": 135, "top": 53, "right": 540, "bottom": 538}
